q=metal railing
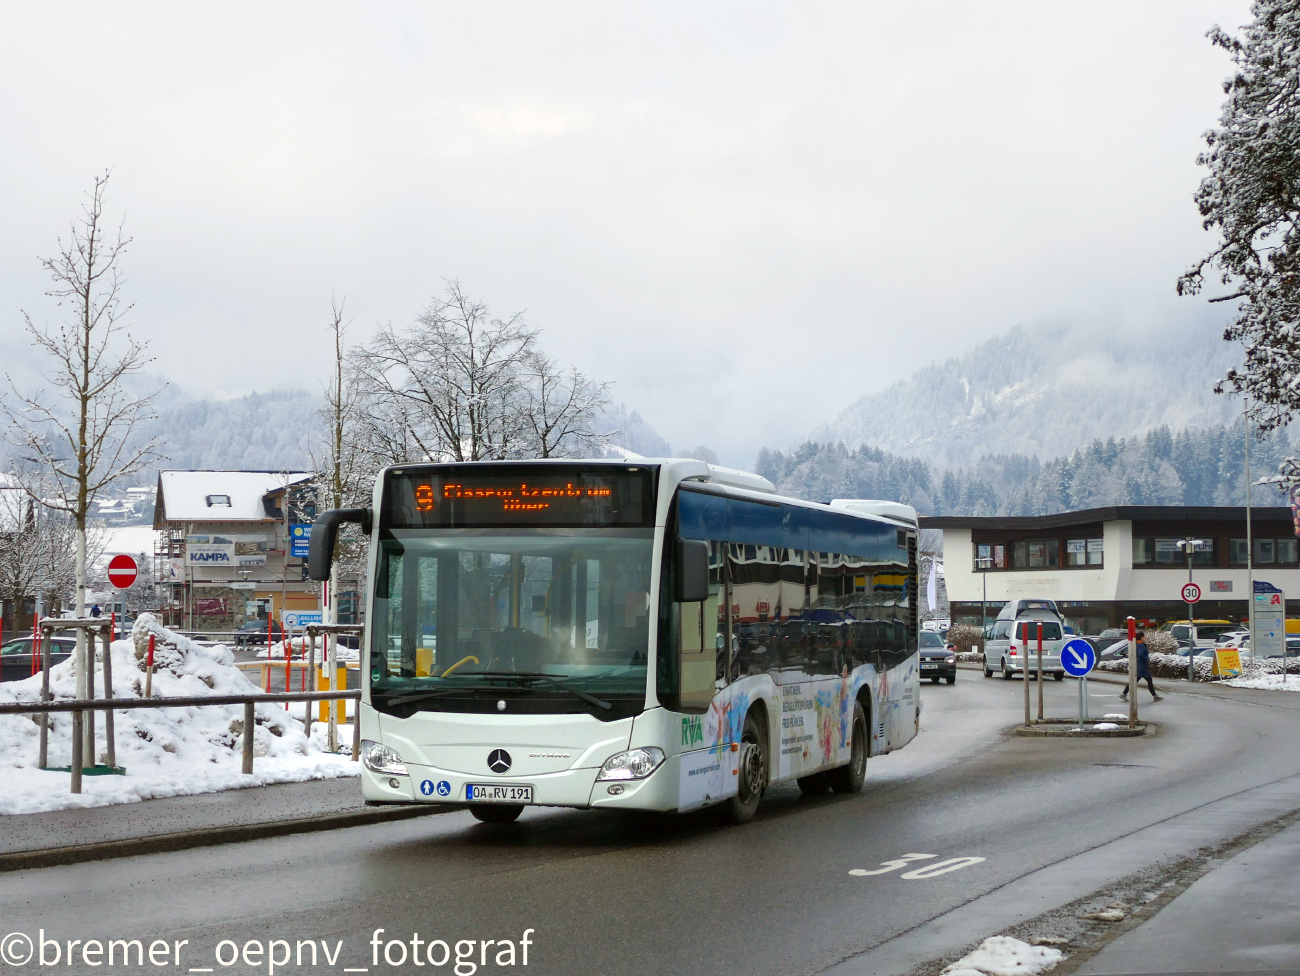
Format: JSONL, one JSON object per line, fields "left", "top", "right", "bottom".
{"left": 0, "top": 690, "right": 362, "bottom": 794}
{"left": 14, "top": 618, "right": 364, "bottom": 795}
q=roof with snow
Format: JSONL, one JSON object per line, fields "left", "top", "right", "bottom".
{"left": 154, "top": 471, "right": 314, "bottom": 525}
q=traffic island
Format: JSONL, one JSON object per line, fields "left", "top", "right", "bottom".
{"left": 1012, "top": 719, "right": 1150, "bottom": 737}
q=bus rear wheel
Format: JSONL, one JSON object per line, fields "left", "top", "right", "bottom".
{"left": 470, "top": 804, "right": 523, "bottom": 824}
{"left": 826, "top": 702, "right": 868, "bottom": 794}
{"left": 720, "top": 711, "right": 767, "bottom": 824}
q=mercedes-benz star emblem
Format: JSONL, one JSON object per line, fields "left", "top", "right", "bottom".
{"left": 487, "top": 749, "right": 512, "bottom": 774}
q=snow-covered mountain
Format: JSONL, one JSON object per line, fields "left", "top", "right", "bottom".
{"left": 811, "top": 317, "right": 1241, "bottom": 468}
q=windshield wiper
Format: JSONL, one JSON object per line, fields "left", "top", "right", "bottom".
{"left": 511, "top": 673, "right": 613, "bottom": 711}
{"left": 381, "top": 672, "right": 614, "bottom": 711}
{"left": 381, "top": 688, "right": 485, "bottom": 708}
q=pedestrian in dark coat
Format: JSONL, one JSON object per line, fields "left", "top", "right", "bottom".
{"left": 1120, "top": 630, "right": 1163, "bottom": 702}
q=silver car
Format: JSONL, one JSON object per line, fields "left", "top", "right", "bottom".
{"left": 983, "top": 614, "right": 1067, "bottom": 680}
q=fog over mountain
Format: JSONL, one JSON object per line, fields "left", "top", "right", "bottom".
{"left": 812, "top": 317, "right": 1241, "bottom": 469}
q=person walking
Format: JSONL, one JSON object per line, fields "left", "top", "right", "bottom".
{"left": 1120, "top": 629, "right": 1163, "bottom": 702}
{"left": 89, "top": 604, "right": 102, "bottom": 618}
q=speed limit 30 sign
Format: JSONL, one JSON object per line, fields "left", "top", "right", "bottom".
{"left": 1181, "top": 582, "right": 1202, "bottom": 604}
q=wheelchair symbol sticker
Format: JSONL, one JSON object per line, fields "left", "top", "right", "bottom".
{"left": 436, "top": 780, "right": 451, "bottom": 797}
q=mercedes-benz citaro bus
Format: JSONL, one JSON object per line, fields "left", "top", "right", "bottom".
{"left": 308, "top": 459, "right": 920, "bottom": 825}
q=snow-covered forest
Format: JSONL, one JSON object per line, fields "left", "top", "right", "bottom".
{"left": 757, "top": 419, "right": 1297, "bottom": 516}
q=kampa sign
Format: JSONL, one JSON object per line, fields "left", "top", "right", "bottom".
{"left": 186, "top": 543, "right": 235, "bottom": 565}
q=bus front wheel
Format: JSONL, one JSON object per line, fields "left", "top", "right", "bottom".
{"left": 469, "top": 804, "right": 523, "bottom": 824}
{"left": 826, "top": 702, "right": 868, "bottom": 794}
{"left": 720, "top": 711, "right": 767, "bottom": 824}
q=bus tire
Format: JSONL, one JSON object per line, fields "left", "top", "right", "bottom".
{"left": 827, "top": 702, "right": 868, "bottom": 794}
{"left": 469, "top": 804, "right": 523, "bottom": 824}
{"left": 1054, "top": 671, "right": 1065, "bottom": 681}
{"left": 720, "top": 710, "right": 767, "bottom": 824}
{"left": 797, "top": 773, "right": 830, "bottom": 795}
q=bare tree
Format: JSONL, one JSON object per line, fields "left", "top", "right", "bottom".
{"left": 309, "top": 297, "right": 370, "bottom": 625}
{"left": 2, "top": 172, "right": 162, "bottom": 700}
{"left": 522, "top": 351, "right": 612, "bottom": 458}
{"left": 0, "top": 485, "right": 103, "bottom": 624}
{"left": 354, "top": 281, "right": 538, "bottom": 462}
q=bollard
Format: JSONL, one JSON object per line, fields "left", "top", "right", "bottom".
{"left": 70, "top": 710, "right": 83, "bottom": 794}
{"left": 242, "top": 700, "right": 255, "bottom": 775}
{"left": 1127, "top": 616, "right": 1138, "bottom": 729}
{"left": 145, "top": 634, "right": 156, "bottom": 698}
{"left": 1036, "top": 621, "right": 1044, "bottom": 721}
{"left": 327, "top": 632, "right": 339, "bottom": 753}
{"left": 283, "top": 628, "right": 292, "bottom": 710}
{"left": 304, "top": 632, "right": 316, "bottom": 736}
{"left": 101, "top": 625, "right": 116, "bottom": 770}
{"left": 1023, "top": 622, "right": 1031, "bottom": 728}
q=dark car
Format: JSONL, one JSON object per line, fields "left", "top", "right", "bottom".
{"left": 234, "top": 620, "right": 283, "bottom": 646}
{"left": 1, "top": 636, "right": 76, "bottom": 682}
{"left": 919, "top": 631, "right": 956, "bottom": 684}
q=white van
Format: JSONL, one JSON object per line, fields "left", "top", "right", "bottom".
{"left": 983, "top": 600, "right": 1067, "bottom": 681}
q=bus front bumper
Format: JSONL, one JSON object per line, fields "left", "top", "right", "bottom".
{"left": 361, "top": 756, "right": 682, "bottom": 813}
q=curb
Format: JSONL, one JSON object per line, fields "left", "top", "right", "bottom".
{"left": 0, "top": 803, "right": 454, "bottom": 874}
{"left": 1011, "top": 720, "right": 1150, "bottom": 737}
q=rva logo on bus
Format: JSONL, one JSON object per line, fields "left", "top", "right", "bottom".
{"left": 681, "top": 715, "right": 704, "bottom": 747}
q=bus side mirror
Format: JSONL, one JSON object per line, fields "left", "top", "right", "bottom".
{"left": 675, "top": 540, "right": 710, "bottom": 603}
{"left": 307, "top": 508, "right": 372, "bottom": 581}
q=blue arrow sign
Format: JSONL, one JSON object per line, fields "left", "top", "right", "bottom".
{"left": 1060, "top": 637, "right": 1096, "bottom": 677}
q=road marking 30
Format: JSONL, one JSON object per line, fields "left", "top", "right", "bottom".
{"left": 850, "top": 853, "right": 986, "bottom": 879}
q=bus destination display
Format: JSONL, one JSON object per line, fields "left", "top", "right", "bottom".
{"left": 385, "top": 467, "right": 655, "bottom": 528}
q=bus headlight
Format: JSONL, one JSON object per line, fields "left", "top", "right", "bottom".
{"left": 597, "top": 747, "right": 665, "bottom": 781}
{"left": 361, "top": 740, "right": 408, "bottom": 776}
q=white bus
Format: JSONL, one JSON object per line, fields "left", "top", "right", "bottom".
{"left": 309, "top": 459, "right": 920, "bottom": 824}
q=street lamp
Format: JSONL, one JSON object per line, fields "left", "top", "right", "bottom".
{"left": 1177, "top": 537, "right": 1208, "bottom": 681}
{"left": 975, "top": 549, "right": 993, "bottom": 652}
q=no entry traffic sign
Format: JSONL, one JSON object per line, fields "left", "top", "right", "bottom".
{"left": 107, "top": 554, "right": 138, "bottom": 589}
{"left": 1181, "top": 582, "right": 1202, "bottom": 604}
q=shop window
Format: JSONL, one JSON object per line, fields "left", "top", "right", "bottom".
{"left": 1066, "top": 538, "right": 1104, "bottom": 568}
{"left": 1135, "top": 538, "right": 1213, "bottom": 567}
{"left": 1012, "top": 539, "right": 1059, "bottom": 569}
{"left": 1256, "top": 538, "right": 1275, "bottom": 564}
{"left": 1230, "top": 539, "right": 1249, "bottom": 564}
{"left": 974, "top": 543, "right": 1007, "bottom": 571}
{"left": 1279, "top": 539, "right": 1299, "bottom": 564}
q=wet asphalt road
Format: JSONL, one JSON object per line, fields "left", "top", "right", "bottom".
{"left": 4, "top": 674, "right": 1300, "bottom": 976}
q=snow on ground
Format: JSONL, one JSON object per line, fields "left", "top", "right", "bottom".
{"left": 1224, "top": 672, "right": 1300, "bottom": 692}
{"left": 941, "top": 936, "right": 1064, "bottom": 976}
{"left": 0, "top": 613, "right": 357, "bottom": 815}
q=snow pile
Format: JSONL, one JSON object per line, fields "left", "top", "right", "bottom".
{"left": 1092, "top": 722, "right": 1120, "bottom": 730}
{"left": 1095, "top": 651, "right": 1213, "bottom": 681}
{"left": 1224, "top": 672, "right": 1300, "bottom": 692}
{"left": 0, "top": 613, "right": 357, "bottom": 814}
{"left": 942, "top": 936, "right": 1064, "bottom": 976}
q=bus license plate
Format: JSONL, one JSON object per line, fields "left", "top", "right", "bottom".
{"left": 467, "top": 784, "right": 533, "bottom": 804}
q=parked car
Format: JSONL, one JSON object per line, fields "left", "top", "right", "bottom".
{"left": 919, "top": 631, "right": 956, "bottom": 684}
{"left": 0, "top": 636, "right": 76, "bottom": 682}
{"left": 1158, "top": 619, "right": 1237, "bottom": 647}
{"left": 234, "top": 620, "right": 283, "bottom": 646}
{"left": 983, "top": 603, "right": 1067, "bottom": 681}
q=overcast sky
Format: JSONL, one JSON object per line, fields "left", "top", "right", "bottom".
{"left": 0, "top": 2, "right": 1252, "bottom": 466}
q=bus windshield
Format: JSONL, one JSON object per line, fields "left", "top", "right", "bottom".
{"left": 370, "top": 529, "right": 654, "bottom": 713}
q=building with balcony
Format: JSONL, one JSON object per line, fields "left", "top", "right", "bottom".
{"left": 920, "top": 505, "right": 1300, "bottom": 635}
